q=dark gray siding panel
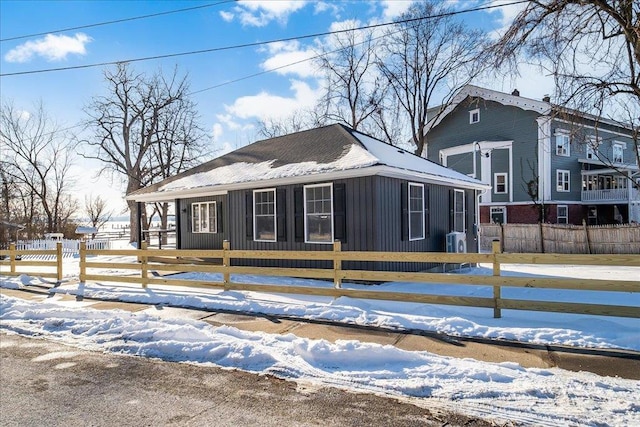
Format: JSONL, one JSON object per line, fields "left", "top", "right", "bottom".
{"left": 179, "top": 195, "right": 228, "bottom": 250}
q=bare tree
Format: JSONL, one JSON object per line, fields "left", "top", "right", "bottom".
{"left": 378, "top": 1, "right": 489, "bottom": 156}
{"left": 83, "top": 63, "right": 206, "bottom": 243}
{"left": 492, "top": 0, "right": 639, "bottom": 166}
{"left": 316, "top": 26, "right": 389, "bottom": 136}
{"left": 256, "top": 108, "right": 326, "bottom": 139}
{"left": 85, "top": 194, "right": 113, "bottom": 236}
{"left": 0, "top": 100, "right": 78, "bottom": 238}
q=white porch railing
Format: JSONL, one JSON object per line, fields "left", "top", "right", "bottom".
{"left": 581, "top": 188, "right": 639, "bottom": 203}
{"left": 16, "top": 239, "right": 110, "bottom": 256}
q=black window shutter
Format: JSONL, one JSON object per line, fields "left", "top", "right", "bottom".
{"left": 333, "top": 183, "right": 346, "bottom": 243}
{"left": 424, "top": 185, "right": 430, "bottom": 237}
{"left": 294, "top": 187, "right": 304, "bottom": 242}
{"left": 217, "top": 200, "right": 223, "bottom": 234}
{"left": 401, "top": 182, "right": 408, "bottom": 241}
{"left": 245, "top": 191, "right": 253, "bottom": 240}
{"left": 276, "top": 189, "right": 287, "bottom": 242}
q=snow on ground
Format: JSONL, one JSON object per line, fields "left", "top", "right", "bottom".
{"left": 1, "top": 247, "right": 639, "bottom": 426}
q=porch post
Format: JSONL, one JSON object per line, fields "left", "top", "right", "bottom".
{"left": 136, "top": 201, "right": 143, "bottom": 248}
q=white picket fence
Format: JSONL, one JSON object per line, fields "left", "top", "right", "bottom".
{"left": 16, "top": 239, "right": 111, "bottom": 258}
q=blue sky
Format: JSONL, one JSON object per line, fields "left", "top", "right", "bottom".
{"left": 0, "top": 0, "right": 554, "bottom": 212}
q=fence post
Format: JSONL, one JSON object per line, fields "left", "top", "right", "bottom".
{"left": 79, "top": 241, "right": 86, "bottom": 283}
{"left": 9, "top": 243, "right": 16, "bottom": 274}
{"left": 223, "top": 240, "right": 230, "bottom": 291}
{"left": 141, "top": 241, "right": 148, "bottom": 289}
{"left": 492, "top": 239, "right": 502, "bottom": 319}
{"left": 56, "top": 242, "right": 63, "bottom": 283}
{"left": 333, "top": 240, "right": 342, "bottom": 289}
{"left": 582, "top": 220, "right": 592, "bottom": 254}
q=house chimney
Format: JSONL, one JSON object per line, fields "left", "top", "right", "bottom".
{"left": 511, "top": 89, "right": 519, "bottom": 96}
{"left": 543, "top": 94, "right": 551, "bottom": 102}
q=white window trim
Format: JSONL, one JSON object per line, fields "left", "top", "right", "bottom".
{"left": 557, "top": 205, "right": 568, "bottom": 224}
{"left": 490, "top": 206, "right": 507, "bottom": 224}
{"left": 408, "top": 182, "right": 425, "bottom": 241}
{"left": 613, "top": 142, "right": 624, "bottom": 163}
{"left": 557, "top": 169, "right": 570, "bottom": 192}
{"left": 493, "top": 173, "right": 508, "bottom": 194}
{"left": 454, "top": 189, "right": 466, "bottom": 232}
{"left": 191, "top": 201, "right": 217, "bottom": 234}
{"left": 469, "top": 108, "right": 480, "bottom": 124}
{"left": 555, "top": 131, "right": 570, "bottom": 157}
{"left": 253, "top": 188, "right": 276, "bottom": 242}
{"left": 586, "top": 136, "right": 600, "bottom": 160}
{"left": 303, "top": 183, "right": 334, "bottom": 244}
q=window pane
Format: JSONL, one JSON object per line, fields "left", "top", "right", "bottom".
{"left": 410, "top": 212, "right": 423, "bottom": 239}
{"left": 192, "top": 204, "right": 200, "bottom": 232}
{"left": 256, "top": 216, "right": 275, "bottom": 240}
{"left": 209, "top": 203, "right": 217, "bottom": 233}
{"left": 306, "top": 215, "right": 332, "bottom": 242}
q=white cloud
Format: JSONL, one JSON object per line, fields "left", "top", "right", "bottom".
{"left": 219, "top": 11, "right": 234, "bottom": 22}
{"left": 4, "top": 33, "right": 92, "bottom": 63}
{"left": 233, "top": 0, "right": 308, "bottom": 26}
{"left": 380, "top": 0, "right": 415, "bottom": 20}
{"left": 488, "top": 0, "right": 527, "bottom": 39}
{"left": 260, "top": 41, "right": 320, "bottom": 78}
{"left": 224, "top": 80, "right": 322, "bottom": 122}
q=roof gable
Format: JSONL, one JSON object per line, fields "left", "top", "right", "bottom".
{"left": 128, "top": 124, "right": 487, "bottom": 202}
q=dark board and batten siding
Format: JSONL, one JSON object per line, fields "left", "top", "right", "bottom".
{"left": 178, "top": 194, "right": 228, "bottom": 250}
{"left": 178, "top": 175, "right": 478, "bottom": 272}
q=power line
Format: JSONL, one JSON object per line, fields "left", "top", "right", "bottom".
{"left": 0, "top": 1, "right": 236, "bottom": 43}
{"left": 0, "top": 0, "right": 528, "bottom": 78}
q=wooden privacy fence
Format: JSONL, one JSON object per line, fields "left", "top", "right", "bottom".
{"left": 78, "top": 241, "right": 640, "bottom": 319}
{"left": 0, "top": 242, "right": 63, "bottom": 281}
{"left": 480, "top": 223, "right": 640, "bottom": 254}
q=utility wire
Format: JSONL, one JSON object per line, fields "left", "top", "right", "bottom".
{"left": 0, "top": 0, "right": 529, "bottom": 78}
{"left": 0, "top": 1, "right": 236, "bottom": 42}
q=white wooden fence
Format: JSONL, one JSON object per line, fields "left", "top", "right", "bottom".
{"left": 16, "top": 239, "right": 110, "bottom": 257}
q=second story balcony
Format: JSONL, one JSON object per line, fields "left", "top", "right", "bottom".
{"left": 581, "top": 187, "right": 640, "bottom": 203}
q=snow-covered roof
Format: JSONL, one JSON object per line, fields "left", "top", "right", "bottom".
{"left": 128, "top": 124, "right": 488, "bottom": 202}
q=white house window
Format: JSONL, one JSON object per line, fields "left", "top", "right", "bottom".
{"left": 556, "top": 170, "right": 570, "bottom": 192}
{"left": 555, "top": 132, "right": 570, "bottom": 156}
{"left": 586, "top": 137, "right": 599, "bottom": 160}
{"left": 613, "top": 143, "right": 624, "bottom": 163}
{"left": 494, "top": 173, "right": 508, "bottom": 194}
{"left": 304, "top": 183, "right": 333, "bottom": 244}
{"left": 254, "top": 189, "right": 276, "bottom": 242}
{"left": 490, "top": 206, "right": 506, "bottom": 224}
{"left": 469, "top": 109, "right": 480, "bottom": 124}
{"left": 192, "top": 202, "right": 217, "bottom": 233}
{"left": 453, "top": 189, "right": 465, "bottom": 232}
{"left": 557, "top": 205, "right": 568, "bottom": 224}
{"left": 408, "top": 182, "right": 425, "bottom": 241}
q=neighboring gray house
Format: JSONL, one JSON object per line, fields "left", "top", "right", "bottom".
{"left": 128, "top": 124, "right": 489, "bottom": 270}
{"left": 425, "top": 85, "right": 640, "bottom": 225}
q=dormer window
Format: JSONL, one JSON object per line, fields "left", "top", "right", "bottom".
{"left": 469, "top": 109, "right": 480, "bottom": 124}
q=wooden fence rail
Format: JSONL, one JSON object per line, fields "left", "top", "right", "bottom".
{"left": 0, "top": 242, "right": 63, "bottom": 281}
{"left": 77, "top": 241, "right": 640, "bottom": 319}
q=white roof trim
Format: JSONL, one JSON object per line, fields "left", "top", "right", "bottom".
{"left": 425, "top": 85, "right": 551, "bottom": 134}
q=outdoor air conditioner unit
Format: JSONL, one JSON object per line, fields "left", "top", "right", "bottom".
{"left": 446, "top": 232, "right": 467, "bottom": 253}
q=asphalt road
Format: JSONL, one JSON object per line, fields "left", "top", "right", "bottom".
{"left": 0, "top": 333, "right": 492, "bottom": 427}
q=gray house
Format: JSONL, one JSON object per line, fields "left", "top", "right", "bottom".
{"left": 425, "top": 85, "right": 640, "bottom": 225}
{"left": 128, "top": 124, "right": 488, "bottom": 270}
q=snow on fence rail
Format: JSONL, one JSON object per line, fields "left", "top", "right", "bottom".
{"left": 77, "top": 241, "right": 640, "bottom": 319}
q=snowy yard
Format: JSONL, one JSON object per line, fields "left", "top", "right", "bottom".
{"left": 1, "top": 249, "right": 639, "bottom": 426}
